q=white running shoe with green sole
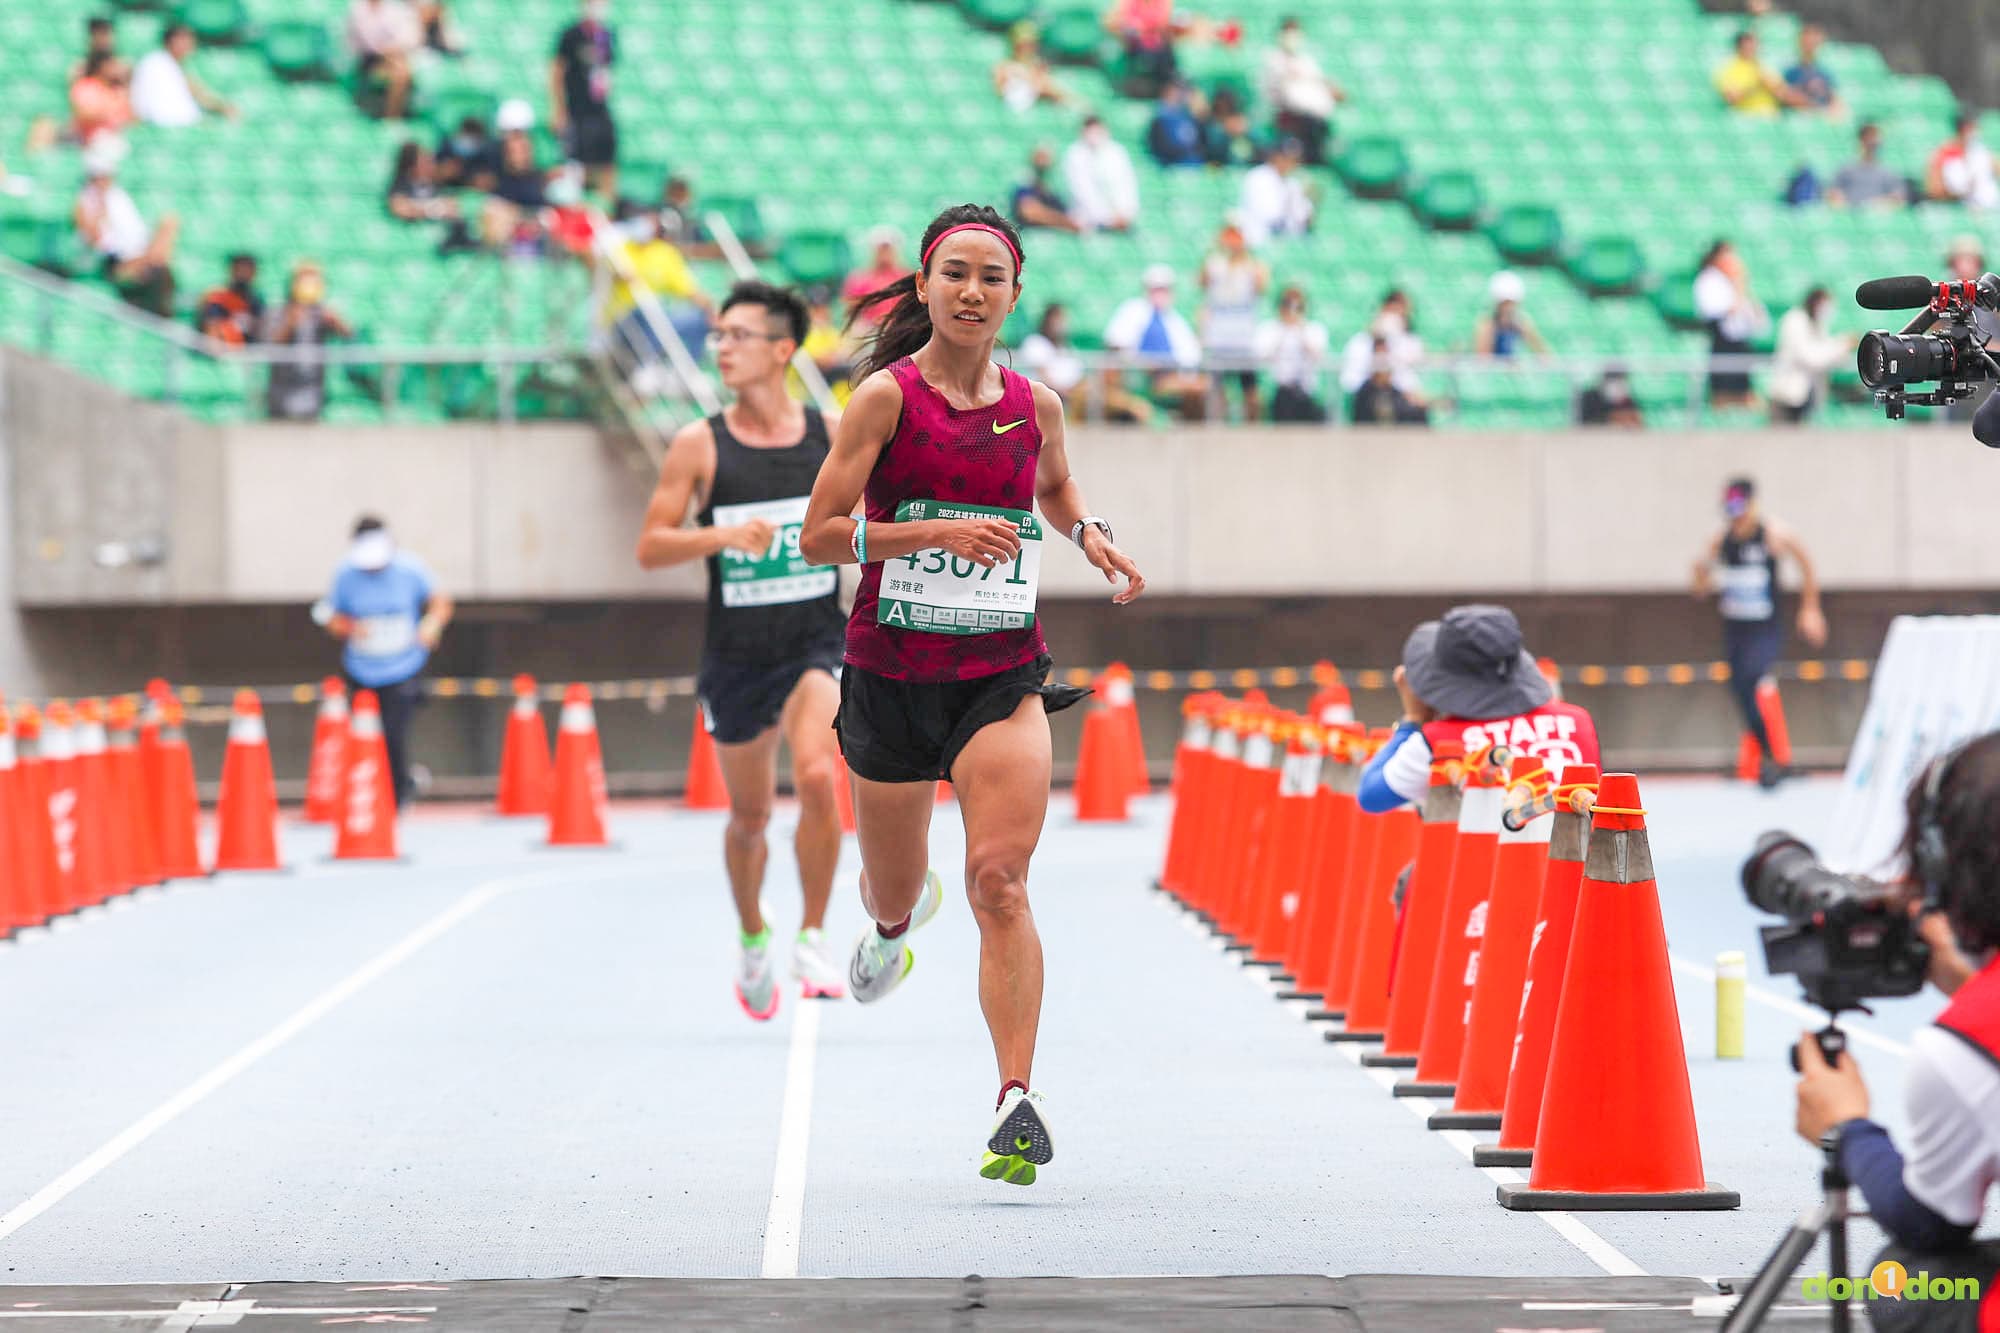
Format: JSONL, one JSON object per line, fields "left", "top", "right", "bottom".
{"left": 980, "top": 1088, "right": 1054, "bottom": 1187}
{"left": 848, "top": 869, "right": 944, "bottom": 1005}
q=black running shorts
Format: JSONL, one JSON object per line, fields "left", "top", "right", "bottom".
{"left": 835, "top": 654, "right": 1090, "bottom": 785}
{"left": 697, "top": 648, "right": 842, "bottom": 746}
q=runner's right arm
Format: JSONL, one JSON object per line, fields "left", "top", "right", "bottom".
{"left": 634, "top": 421, "right": 772, "bottom": 568}
{"left": 799, "top": 370, "right": 1022, "bottom": 568}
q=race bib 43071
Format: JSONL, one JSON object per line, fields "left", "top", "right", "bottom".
{"left": 712, "top": 495, "right": 837, "bottom": 608}
{"left": 876, "top": 500, "right": 1041, "bottom": 636}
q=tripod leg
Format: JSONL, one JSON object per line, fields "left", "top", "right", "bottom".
{"left": 1720, "top": 1198, "right": 1838, "bottom": 1333}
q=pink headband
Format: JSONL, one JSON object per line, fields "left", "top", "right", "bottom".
{"left": 920, "top": 223, "right": 1025, "bottom": 273}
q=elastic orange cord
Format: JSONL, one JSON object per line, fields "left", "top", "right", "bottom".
{"left": 1590, "top": 805, "right": 1647, "bottom": 816}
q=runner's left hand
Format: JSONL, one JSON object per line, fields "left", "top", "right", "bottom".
{"left": 1083, "top": 530, "right": 1145, "bottom": 605}
{"left": 1797, "top": 604, "right": 1827, "bottom": 649}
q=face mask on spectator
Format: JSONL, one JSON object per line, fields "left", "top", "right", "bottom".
{"left": 1280, "top": 28, "right": 1303, "bottom": 53}
{"left": 584, "top": 0, "right": 609, "bottom": 22}
{"left": 294, "top": 273, "right": 325, "bottom": 304}
{"left": 1372, "top": 311, "right": 1406, "bottom": 338}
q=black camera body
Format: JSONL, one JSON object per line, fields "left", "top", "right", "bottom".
{"left": 1854, "top": 273, "right": 2000, "bottom": 422}
{"left": 1741, "top": 832, "right": 1931, "bottom": 1064}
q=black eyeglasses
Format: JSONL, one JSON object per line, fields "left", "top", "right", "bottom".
{"left": 705, "top": 329, "right": 787, "bottom": 348}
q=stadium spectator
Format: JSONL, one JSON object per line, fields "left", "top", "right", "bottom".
{"left": 1693, "top": 239, "right": 1768, "bottom": 409}
{"left": 266, "top": 260, "right": 353, "bottom": 421}
{"left": 1768, "top": 286, "right": 1850, "bottom": 425}
{"left": 1237, "top": 138, "right": 1313, "bottom": 246}
{"left": 1943, "top": 234, "right": 2000, "bottom": 345}
{"left": 1106, "top": 0, "right": 1180, "bottom": 97}
{"left": 795, "top": 284, "right": 853, "bottom": 403}
{"left": 1146, "top": 79, "right": 1208, "bottom": 168}
{"left": 1783, "top": 23, "right": 1842, "bottom": 115}
{"left": 479, "top": 117, "right": 552, "bottom": 252}
{"left": 131, "top": 23, "right": 236, "bottom": 127}
{"left": 841, "top": 227, "right": 910, "bottom": 330}
{"left": 347, "top": 0, "right": 421, "bottom": 120}
{"left": 1340, "top": 289, "right": 1424, "bottom": 399}
{"left": 1200, "top": 219, "right": 1268, "bottom": 420}
{"left": 70, "top": 16, "right": 117, "bottom": 82}
{"left": 1019, "top": 302, "right": 1088, "bottom": 409}
{"left": 417, "top": 0, "right": 466, "bottom": 57}
{"left": 73, "top": 141, "right": 177, "bottom": 315}
{"left": 642, "top": 177, "right": 723, "bottom": 258}
{"left": 1714, "top": 30, "right": 1803, "bottom": 117}
{"left": 1577, "top": 365, "right": 1644, "bottom": 428}
{"left": 604, "top": 212, "right": 713, "bottom": 385}
{"left": 1828, "top": 123, "right": 1909, "bottom": 209}
{"left": 1473, "top": 271, "right": 1549, "bottom": 357}
{"left": 1253, "top": 285, "right": 1331, "bottom": 423}
{"left": 1103, "top": 262, "right": 1208, "bottom": 421}
{"left": 1062, "top": 116, "right": 1140, "bottom": 232}
{"left": 992, "top": 21, "right": 1073, "bottom": 113}
{"left": 551, "top": 0, "right": 619, "bottom": 200}
{"left": 1010, "top": 146, "right": 1080, "bottom": 233}
{"left": 69, "top": 53, "right": 133, "bottom": 145}
{"left": 1203, "top": 89, "right": 1264, "bottom": 167}
{"left": 434, "top": 114, "right": 498, "bottom": 191}
{"left": 387, "top": 141, "right": 463, "bottom": 223}
{"left": 1351, "top": 337, "right": 1429, "bottom": 425}
{"left": 197, "top": 253, "right": 265, "bottom": 347}
{"left": 1926, "top": 113, "right": 1999, "bottom": 209}
{"left": 1260, "top": 16, "right": 1342, "bottom": 165}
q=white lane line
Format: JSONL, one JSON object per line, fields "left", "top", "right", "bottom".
{"left": 0, "top": 865, "right": 631, "bottom": 1244}
{"left": 1668, "top": 955, "right": 1913, "bottom": 1058}
{"left": 760, "top": 998, "right": 824, "bottom": 1279}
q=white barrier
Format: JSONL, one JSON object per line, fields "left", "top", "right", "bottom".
{"left": 1829, "top": 615, "right": 2000, "bottom": 874}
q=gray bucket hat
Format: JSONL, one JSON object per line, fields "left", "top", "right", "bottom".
{"left": 1401, "top": 604, "right": 1551, "bottom": 721}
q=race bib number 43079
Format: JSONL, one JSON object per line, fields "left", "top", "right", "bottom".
{"left": 876, "top": 500, "right": 1041, "bottom": 636}
{"left": 712, "top": 495, "right": 836, "bottom": 608}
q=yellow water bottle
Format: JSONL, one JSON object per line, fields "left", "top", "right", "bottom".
{"left": 1717, "top": 950, "right": 1747, "bottom": 1060}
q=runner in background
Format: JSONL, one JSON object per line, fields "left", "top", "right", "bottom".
{"left": 318, "top": 515, "right": 452, "bottom": 808}
{"left": 635, "top": 281, "right": 848, "bottom": 1019}
{"left": 1692, "top": 476, "right": 1826, "bottom": 788}
{"left": 800, "top": 203, "right": 1145, "bottom": 1187}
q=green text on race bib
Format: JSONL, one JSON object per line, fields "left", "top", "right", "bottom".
{"left": 876, "top": 500, "right": 1041, "bottom": 636}
{"left": 712, "top": 495, "right": 837, "bottom": 608}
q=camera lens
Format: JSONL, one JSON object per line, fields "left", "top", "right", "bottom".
{"left": 1741, "top": 832, "right": 1865, "bottom": 920}
{"left": 1858, "top": 330, "right": 1961, "bottom": 389}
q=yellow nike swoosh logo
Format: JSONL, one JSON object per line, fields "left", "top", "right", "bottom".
{"left": 991, "top": 419, "right": 1028, "bottom": 435}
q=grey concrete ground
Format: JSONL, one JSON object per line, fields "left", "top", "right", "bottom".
{"left": 0, "top": 778, "right": 1921, "bottom": 1299}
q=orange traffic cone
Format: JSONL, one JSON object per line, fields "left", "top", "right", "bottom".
{"left": 935, "top": 779, "right": 953, "bottom": 804}
{"left": 1218, "top": 715, "right": 1285, "bottom": 943}
{"left": 152, "top": 697, "right": 205, "bottom": 880}
{"left": 1074, "top": 708, "right": 1131, "bottom": 822}
{"left": 107, "top": 697, "right": 163, "bottom": 890}
{"left": 1401, "top": 748, "right": 1508, "bottom": 1098}
{"left": 1734, "top": 678, "right": 1793, "bottom": 779}
{"left": 685, "top": 710, "right": 728, "bottom": 810}
{"left": 39, "top": 702, "right": 87, "bottom": 912}
{"left": 1249, "top": 724, "right": 1321, "bottom": 964}
{"left": 1324, "top": 805, "right": 1418, "bottom": 1044}
{"left": 1497, "top": 773, "right": 1738, "bottom": 1211}
{"left": 1188, "top": 708, "right": 1254, "bottom": 924}
{"left": 1432, "top": 754, "right": 1554, "bottom": 1130}
{"left": 1158, "top": 693, "right": 1220, "bottom": 897}
{"left": 1306, "top": 670, "right": 1355, "bottom": 726}
{"left": 334, "top": 691, "right": 399, "bottom": 861}
{"left": 495, "top": 674, "right": 551, "bottom": 816}
{"left": 548, "top": 684, "right": 610, "bottom": 847}
{"left": 1098, "top": 663, "right": 1149, "bottom": 798}
{"left": 1312, "top": 728, "right": 1388, "bottom": 1012}
{"left": 1474, "top": 763, "right": 1599, "bottom": 1168}
{"left": 9, "top": 705, "right": 62, "bottom": 926}
{"left": 0, "top": 698, "right": 28, "bottom": 933}
{"left": 214, "top": 690, "right": 283, "bottom": 873}
{"left": 833, "top": 753, "right": 857, "bottom": 835}
{"left": 1288, "top": 727, "right": 1364, "bottom": 1006}
{"left": 76, "top": 700, "right": 133, "bottom": 901}
{"left": 304, "top": 678, "right": 349, "bottom": 824}
{"left": 1362, "top": 739, "right": 1467, "bottom": 1070}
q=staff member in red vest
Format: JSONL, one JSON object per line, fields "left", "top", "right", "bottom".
{"left": 1357, "top": 604, "right": 1600, "bottom": 814}
{"left": 1795, "top": 735, "right": 2000, "bottom": 1333}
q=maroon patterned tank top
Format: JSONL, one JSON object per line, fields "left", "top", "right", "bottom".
{"left": 846, "top": 357, "right": 1048, "bottom": 682}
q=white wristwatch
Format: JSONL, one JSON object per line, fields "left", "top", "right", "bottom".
{"left": 1071, "top": 517, "right": 1113, "bottom": 549}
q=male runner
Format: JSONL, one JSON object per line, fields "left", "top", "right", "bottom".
{"left": 636, "top": 280, "right": 847, "bottom": 1017}
{"left": 1692, "top": 477, "right": 1827, "bottom": 788}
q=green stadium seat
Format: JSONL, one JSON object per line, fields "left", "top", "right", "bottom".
{"left": 426, "top": 86, "right": 499, "bottom": 136}
{"left": 699, "top": 195, "right": 769, "bottom": 250}
{"left": 1485, "top": 205, "right": 1562, "bottom": 265}
{"left": 1411, "top": 172, "right": 1482, "bottom": 230}
{"left": 262, "top": 20, "right": 336, "bottom": 80}
{"left": 955, "top": 0, "right": 1035, "bottom": 30}
{"left": 777, "top": 231, "right": 854, "bottom": 288}
{"left": 1333, "top": 136, "right": 1409, "bottom": 200}
{"left": 175, "top": 0, "right": 250, "bottom": 43}
{"left": 1565, "top": 236, "right": 1647, "bottom": 295}
{"left": 1038, "top": 7, "right": 1109, "bottom": 65}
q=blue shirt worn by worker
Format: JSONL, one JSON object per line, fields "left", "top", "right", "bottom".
{"left": 328, "top": 554, "right": 435, "bottom": 688}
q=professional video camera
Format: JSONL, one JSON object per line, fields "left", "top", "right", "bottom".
{"left": 1854, "top": 273, "right": 2000, "bottom": 439}
{"left": 1740, "top": 831, "right": 1930, "bottom": 1065}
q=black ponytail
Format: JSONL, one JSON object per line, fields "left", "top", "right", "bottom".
{"left": 848, "top": 203, "right": 1025, "bottom": 382}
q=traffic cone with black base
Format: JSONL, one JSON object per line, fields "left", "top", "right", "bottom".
{"left": 1217, "top": 715, "right": 1284, "bottom": 947}
{"left": 214, "top": 690, "right": 283, "bottom": 873}
{"left": 548, "top": 685, "right": 611, "bottom": 847}
{"left": 304, "top": 678, "right": 349, "bottom": 824}
{"left": 1362, "top": 740, "right": 1465, "bottom": 1069}
{"left": 1306, "top": 728, "right": 1382, "bottom": 1018}
{"left": 1431, "top": 754, "right": 1552, "bottom": 1131}
{"left": 1098, "top": 662, "right": 1149, "bottom": 797}
{"left": 1473, "top": 764, "right": 1599, "bottom": 1168}
{"left": 1157, "top": 694, "right": 1222, "bottom": 897}
{"left": 1399, "top": 749, "right": 1506, "bottom": 1098}
{"left": 495, "top": 675, "right": 551, "bottom": 816}
{"left": 334, "top": 691, "right": 399, "bottom": 861}
{"left": 1496, "top": 773, "right": 1738, "bottom": 1212}
{"left": 1324, "top": 805, "right": 1418, "bottom": 1044}
{"left": 1249, "top": 724, "right": 1321, "bottom": 966}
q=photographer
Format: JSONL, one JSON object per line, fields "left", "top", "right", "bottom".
{"left": 1794, "top": 735, "right": 2000, "bottom": 1332}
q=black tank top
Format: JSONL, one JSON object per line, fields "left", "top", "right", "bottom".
{"left": 1717, "top": 522, "right": 1777, "bottom": 625}
{"left": 696, "top": 407, "right": 846, "bottom": 664}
